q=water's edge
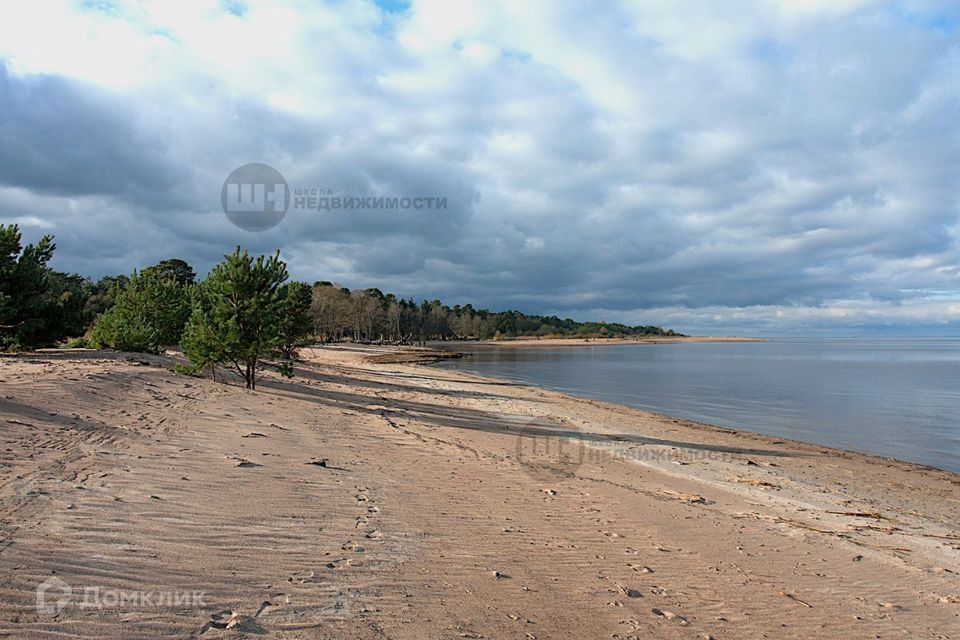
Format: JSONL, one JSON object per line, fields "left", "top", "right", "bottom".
{"left": 431, "top": 339, "right": 960, "bottom": 474}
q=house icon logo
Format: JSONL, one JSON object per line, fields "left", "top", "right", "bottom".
{"left": 36, "top": 577, "right": 72, "bottom": 615}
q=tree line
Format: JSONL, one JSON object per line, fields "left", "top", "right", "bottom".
{"left": 1, "top": 223, "right": 681, "bottom": 387}
{"left": 310, "top": 284, "right": 680, "bottom": 343}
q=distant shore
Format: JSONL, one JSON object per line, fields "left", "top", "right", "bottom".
{"left": 439, "top": 335, "right": 766, "bottom": 347}
{"left": 364, "top": 335, "right": 766, "bottom": 362}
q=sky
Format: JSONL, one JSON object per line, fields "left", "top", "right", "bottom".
{"left": 0, "top": 0, "right": 958, "bottom": 336}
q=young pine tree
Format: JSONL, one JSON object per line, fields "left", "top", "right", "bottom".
{"left": 181, "top": 248, "right": 288, "bottom": 390}
{"left": 88, "top": 268, "right": 192, "bottom": 354}
{"left": 277, "top": 281, "right": 313, "bottom": 359}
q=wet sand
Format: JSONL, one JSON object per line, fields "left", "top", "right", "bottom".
{"left": 1, "top": 346, "right": 957, "bottom": 638}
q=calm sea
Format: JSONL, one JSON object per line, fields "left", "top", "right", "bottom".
{"left": 434, "top": 338, "right": 960, "bottom": 473}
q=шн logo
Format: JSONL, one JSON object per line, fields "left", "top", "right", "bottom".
{"left": 221, "top": 163, "right": 289, "bottom": 232}
{"left": 514, "top": 420, "right": 588, "bottom": 481}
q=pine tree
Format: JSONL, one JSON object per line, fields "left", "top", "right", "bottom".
{"left": 277, "top": 281, "right": 313, "bottom": 359}
{"left": 88, "top": 268, "right": 191, "bottom": 354}
{"left": 143, "top": 258, "right": 196, "bottom": 287}
{"left": 182, "top": 248, "right": 288, "bottom": 390}
{"left": 0, "top": 224, "right": 56, "bottom": 349}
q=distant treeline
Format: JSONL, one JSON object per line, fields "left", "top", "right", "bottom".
{"left": 311, "top": 282, "right": 680, "bottom": 343}
{"left": 1, "top": 224, "right": 681, "bottom": 355}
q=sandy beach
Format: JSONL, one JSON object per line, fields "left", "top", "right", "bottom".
{"left": 1, "top": 345, "right": 958, "bottom": 639}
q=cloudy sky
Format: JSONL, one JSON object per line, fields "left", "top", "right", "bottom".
{"left": 1, "top": 0, "right": 958, "bottom": 335}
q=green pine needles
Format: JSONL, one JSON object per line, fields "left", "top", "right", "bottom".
{"left": 182, "top": 247, "right": 296, "bottom": 390}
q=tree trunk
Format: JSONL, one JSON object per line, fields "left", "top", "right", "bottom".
{"left": 245, "top": 359, "right": 256, "bottom": 390}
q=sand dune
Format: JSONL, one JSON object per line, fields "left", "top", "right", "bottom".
{"left": 1, "top": 346, "right": 958, "bottom": 638}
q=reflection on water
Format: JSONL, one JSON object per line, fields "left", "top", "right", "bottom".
{"left": 434, "top": 338, "right": 960, "bottom": 473}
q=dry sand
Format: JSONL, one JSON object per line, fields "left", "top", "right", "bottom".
{"left": 0, "top": 345, "right": 958, "bottom": 639}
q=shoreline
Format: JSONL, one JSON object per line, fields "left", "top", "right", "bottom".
{"left": 1, "top": 346, "right": 958, "bottom": 638}
{"left": 420, "top": 350, "right": 959, "bottom": 477}
{"left": 435, "top": 335, "right": 766, "bottom": 348}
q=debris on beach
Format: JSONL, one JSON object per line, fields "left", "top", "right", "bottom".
{"left": 651, "top": 608, "right": 688, "bottom": 625}
{"left": 616, "top": 585, "right": 643, "bottom": 598}
{"left": 662, "top": 490, "right": 711, "bottom": 505}
{"left": 780, "top": 591, "right": 813, "bottom": 607}
{"left": 288, "top": 570, "right": 316, "bottom": 583}
{"left": 827, "top": 510, "right": 889, "bottom": 520}
{"left": 254, "top": 600, "right": 274, "bottom": 617}
{"left": 199, "top": 609, "right": 264, "bottom": 634}
{"left": 735, "top": 477, "right": 780, "bottom": 489}
{"left": 629, "top": 564, "right": 654, "bottom": 573}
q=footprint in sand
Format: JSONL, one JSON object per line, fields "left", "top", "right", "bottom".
{"left": 200, "top": 610, "right": 266, "bottom": 634}
{"left": 226, "top": 455, "right": 260, "bottom": 468}
{"left": 288, "top": 570, "right": 317, "bottom": 584}
{"left": 325, "top": 557, "right": 352, "bottom": 569}
{"left": 651, "top": 608, "right": 688, "bottom": 625}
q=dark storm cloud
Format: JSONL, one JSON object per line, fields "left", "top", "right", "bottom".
{"left": 0, "top": 63, "right": 187, "bottom": 207}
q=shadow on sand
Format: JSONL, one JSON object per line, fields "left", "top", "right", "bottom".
{"left": 260, "top": 361, "right": 802, "bottom": 460}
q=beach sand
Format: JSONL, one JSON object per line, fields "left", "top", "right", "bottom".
{"left": 1, "top": 345, "right": 957, "bottom": 638}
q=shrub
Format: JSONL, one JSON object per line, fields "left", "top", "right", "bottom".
{"left": 88, "top": 269, "right": 191, "bottom": 353}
